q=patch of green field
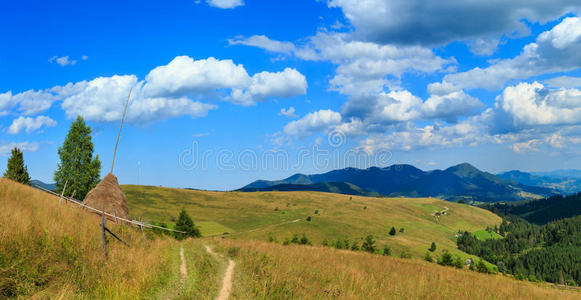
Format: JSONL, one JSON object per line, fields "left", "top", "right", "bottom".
{"left": 197, "top": 221, "right": 234, "bottom": 237}
{"left": 474, "top": 229, "right": 503, "bottom": 240}
{"left": 122, "top": 185, "right": 502, "bottom": 259}
{"left": 412, "top": 203, "right": 443, "bottom": 214}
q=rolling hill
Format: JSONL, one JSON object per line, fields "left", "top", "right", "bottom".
{"left": 3, "top": 178, "right": 579, "bottom": 299}
{"left": 242, "top": 163, "right": 555, "bottom": 202}
{"left": 122, "top": 184, "right": 502, "bottom": 260}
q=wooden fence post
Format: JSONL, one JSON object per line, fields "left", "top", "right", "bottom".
{"left": 59, "top": 180, "right": 68, "bottom": 204}
{"left": 101, "top": 204, "right": 107, "bottom": 258}
{"left": 114, "top": 207, "right": 118, "bottom": 224}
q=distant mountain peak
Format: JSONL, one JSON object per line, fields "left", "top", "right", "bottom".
{"left": 240, "top": 163, "right": 554, "bottom": 202}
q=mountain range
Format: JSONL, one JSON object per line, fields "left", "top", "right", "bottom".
{"left": 497, "top": 170, "right": 581, "bottom": 195}
{"left": 31, "top": 180, "right": 56, "bottom": 192}
{"left": 241, "top": 163, "right": 555, "bottom": 202}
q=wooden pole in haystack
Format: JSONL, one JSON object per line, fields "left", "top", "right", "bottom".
{"left": 111, "top": 88, "right": 132, "bottom": 174}
{"left": 101, "top": 204, "right": 107, "bottom": 258}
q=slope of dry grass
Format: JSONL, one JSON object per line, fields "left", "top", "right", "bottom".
{"left": 0, "top": 178, "right": 219, "bottom": 299}
{"left": 213, "top": 239, "right": 580, "bottom": 300}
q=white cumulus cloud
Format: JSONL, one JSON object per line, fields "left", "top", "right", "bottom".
{"left": 0, "top": 142, "right": 40, "bottom": 156}
{"left": 8, "top": 116, "right": 57, "bottom": 134}
{"left": 279, "top": 107, "right": 297, "bottom": 118}
{"left": 1, "top": 55, "right": 306, "bottom": 123}
{"left": 228, "top": 35, "right": 296, "bottom": 54}
{"left": 49, "top": 56, "right": 77, "bottom": 66}
{"left": 443, "top": 17, "right": 581, "bottom": 90}
{"left": 206, "top": 0, "right": 244, "bottom": 9}
{"left": 284, "top": 109, "right": 342, "bottom": 137}
{"left": 231, "top": 68, "right": 307, "bottom": 105}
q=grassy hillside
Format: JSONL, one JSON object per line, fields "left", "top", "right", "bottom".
{"left": 0, "top": 178, "right": 219, "bottom": 299}
{"left": 4, "top": 179, "right": 579, "bottom": 299}
{"left": 212, "top": 239, "right": 579, "bottom": 299}
{"left": 123, "top": 185, "right": 502, "bottom": 259}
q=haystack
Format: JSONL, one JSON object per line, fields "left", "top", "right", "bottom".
{"left": 84, "top": 172, "right": 130, "bottom": 219}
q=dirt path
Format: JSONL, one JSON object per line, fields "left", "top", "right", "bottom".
{"left": 204, "top": 245, "right": 235, "bottom": 300}
{"left": 180, "top": 246, "right": 187, "bottom": 284}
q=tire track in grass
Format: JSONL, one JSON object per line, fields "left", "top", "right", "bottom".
{"left": 204, "top": 245, "right": 235, "bottom": 300}
{"left": 180, "top": 246, "right": 187, "bottom": 284}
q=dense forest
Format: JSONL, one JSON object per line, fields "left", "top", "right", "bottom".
{"left": 457, "top": 214, "right": 581, "bottom": 285}
{"left": 485, "top": 193, "right": 581, "bottom": 225}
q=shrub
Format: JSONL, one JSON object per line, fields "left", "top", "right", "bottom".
{"left": 424, "top": 252, "right": 433, "bottom": 262}
{"left": 361, "top": 235, "right": 376, "bottom": 253}
{"left": 437, "top": 251, "right": 454, "bottom": 266}
{"left": 389, "top": 227, "right": 397, "bottom": 236}
{"left": 314, "top": 209, "right": 319, "bottom": 214}
{"left": 306, "top": 216, "right": 312, "bottom": 222}
{"left": 476, "top": 260, "right": 490, "bottom": 274}
{"left": 454, "top": 256, "right": 464, "bottom": 269}
{"left": 299, "top": 234, "right": 311, "bottom": 245}
{"left": 351, "top": 242, "right": 360, "bottom": 251}
{"left": 382, "top": 246, "right": 391, "bottom": 256}
{"left": 400, "top": 250, "right": 412, "bottom": 259}
{"left": 291, "top": 234, "right": 300, "bottom": 244}
{"left": 322, "top": 239, "right": 329, "bottom": 247}
{"left": 399, "top": 228, "right": 405, "bottom": 233}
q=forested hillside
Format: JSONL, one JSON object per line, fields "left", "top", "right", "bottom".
{"left": 457, "top": 214, "right": 581, "bottom": 285}
{"left": 486, "top": 193, "right": 581, "bottom": 225}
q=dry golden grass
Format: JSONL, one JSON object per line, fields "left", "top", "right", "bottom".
{"left": 213, "top": 238, "right": 580, "bottom": 300}
{"left": 0, "top": 178, "right": 218, "bottom": 299}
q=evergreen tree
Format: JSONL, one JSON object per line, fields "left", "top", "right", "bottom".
{"left": 3, "top": 147, "right": 30, "bottom": 185}
{"left": 429, "top": 242, "right": 437, "bottom": 252}
{"left": 362, "top": 235, "right": 377, "bottom": 253}
{"left": 54, "top": 116, "right": 101, "bottom": 200}
{"left": 389, "top": 227, "right": 397, "bottom": 236}
{"left": 174, "top": 208, "right": 201, "bottom": 240}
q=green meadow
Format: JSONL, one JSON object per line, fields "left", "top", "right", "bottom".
{"left": 123, "top": 185, "right": 502, "bottom": 259}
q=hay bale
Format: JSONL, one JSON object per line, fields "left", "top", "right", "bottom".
{"left": 84, "top": 172, "right": 129, "bottom": 219}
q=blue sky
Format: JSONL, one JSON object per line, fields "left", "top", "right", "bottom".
{"left": 2, "top": 0, "right": 581, "bottom": 190}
